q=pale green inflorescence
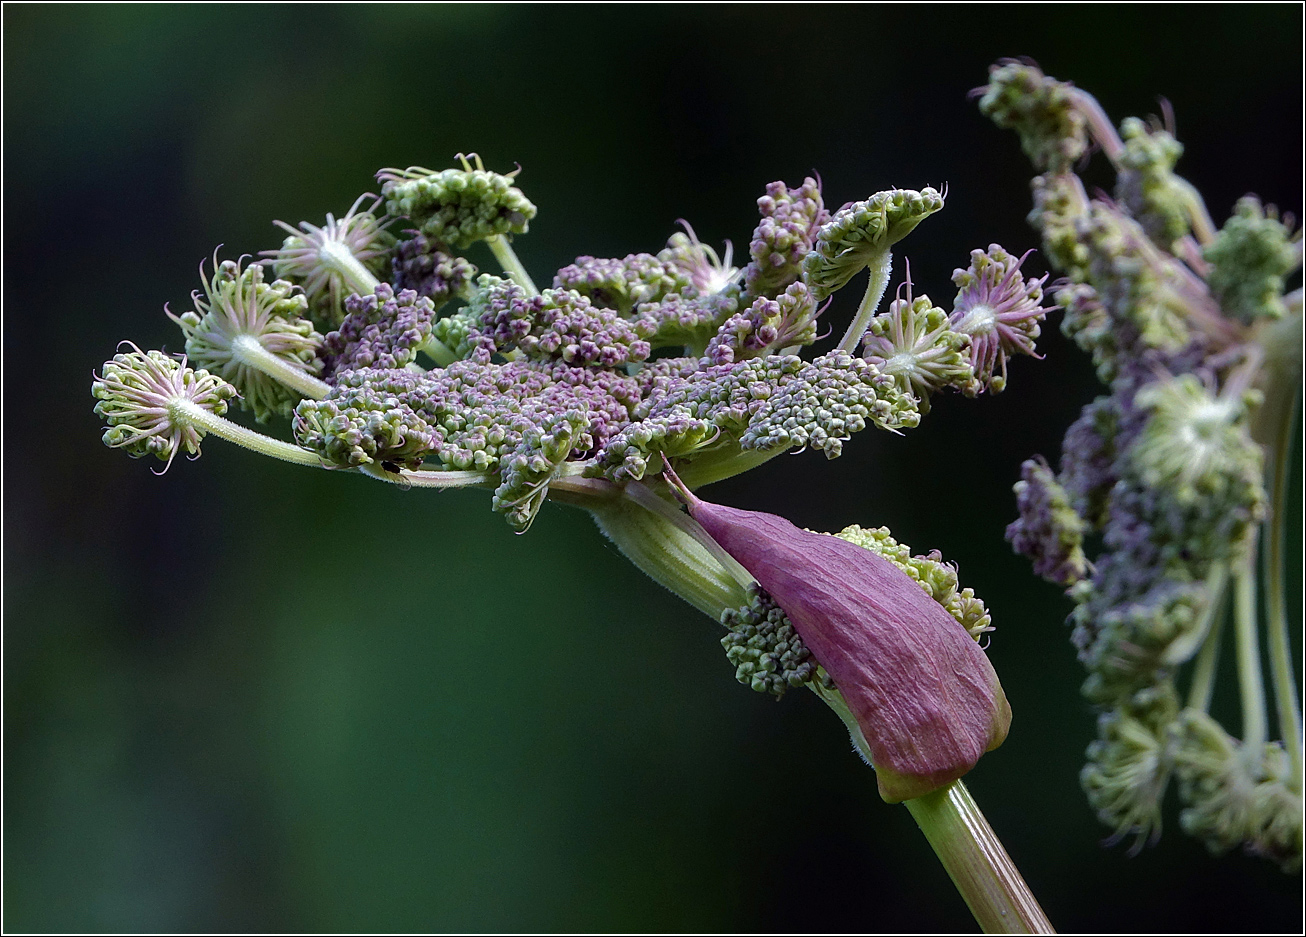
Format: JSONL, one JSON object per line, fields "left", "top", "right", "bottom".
{"left": 1204, "top": 196, "right": 1301, "bottom": 325}
{"left": 989, "top": 62, "right": 1302, "bottom": 868}
{"left": 802, "top": 186, "right": 945, "bottom": 301}
{"left": 862, "top": 285, "right": 977, "bottom": 409}
{"left": 265, "top": 194, "right": 398, "bottom": 328}
{"left": 377, "top": 155, "right": 537, "bottom": 250}
{"left": 168, "top": 258, "right": 325, "bottom": 422}
{"left": 93, "top": 345, "right": 238, "bottom": 468}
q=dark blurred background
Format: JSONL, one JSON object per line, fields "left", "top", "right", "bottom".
{"left": 4, "top": 4, "right": 1302, "bottom": 933}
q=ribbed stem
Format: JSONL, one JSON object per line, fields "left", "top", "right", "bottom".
{"left": 318, "top": 239, "right": 381, "bottom": 296}
{"left": 836, "top": 250, "right": 892, "bottom": 353}
{"left": 904, "top": 781, "right": 1055, "bottom": 934}
{"left": 487, "top": 235, "right": 538, "bottom": 296}
{"left": 1263, "top": 384, "right": 1302, "bottom": 787}
{"left": 587, "top": 494, "right": 748, "bottom": 619}
{"left": 229, "top": 334, "right": 331, "bottom": 400}
{"left": 172, "top": 399, "right": 323, "bottom": 466}
{"left": 807, "top": 683, "right": 1052, "bottom": 933}
{"left": 359, "top": 463, "right": 495, "bottom": 489}
{"left": 1233, "top": 551, "right": 1268, "bottom": 759}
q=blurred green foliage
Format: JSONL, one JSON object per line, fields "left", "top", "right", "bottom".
{"left": 4, "top": 5, "right": 1301, "bottom": 932}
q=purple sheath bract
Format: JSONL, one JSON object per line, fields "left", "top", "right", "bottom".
{"left": 687, "top": 496, "right": 1011, "bottom": 802}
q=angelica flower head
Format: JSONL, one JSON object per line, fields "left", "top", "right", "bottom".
{"left": 376, "top": 153, "right": 537, "bottom": 250}
{"left": 862, "top": 267, "right": 978, "bottom": 409}
{"left": 948, "top": 245, "right": 1054, "bottom": 393}
{"left": 802, "top": 186, "right": 945, "bottom": 301}
{"left": 264, "top": 194, "right": 397, "bottom": 327}
{"left": 167, "top": 257, "right": 324, "bottom": 422}
{"left": 988, "top": 63, "right": 1301, "bottom": 868}
{"left": 659, "top": 221, "right": 739, "bottom": 297}
{"left": 92, "top": 344, "right": 237, "bottom": 471}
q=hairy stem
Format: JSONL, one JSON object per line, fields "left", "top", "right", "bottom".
{"left": 836, "top": 251, "right": 892, "bottom": 353}
{"left": 172, "top": 399, "right": 324, "bottom": 466}
{"left": 229, "top": 334, "right": 331, "bottom": 400}
{"left": 487, "top": 234, "right": 539, "bottom": 296}
{"left": 1233, "top": 551, "right": 1268, "bottom": 759}
{"left": 360, "top": 463, "right": 496, "bottom": 489}
{"left": 905, "top": 783, "right": 1055, "bottom": 934}
{"left": 318, "top": 238, "right": 382, "bottom": 296}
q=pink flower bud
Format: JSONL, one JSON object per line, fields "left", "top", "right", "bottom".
{"left": 684, "top": 493, "right": 1011, "bottom": 802}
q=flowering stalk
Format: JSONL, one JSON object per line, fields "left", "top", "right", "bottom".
{"left": 905, "top": 782, "right": 1055, "bottom": 934}
{"left": 98, "top": 116, "right": 1066, "bottom": 929}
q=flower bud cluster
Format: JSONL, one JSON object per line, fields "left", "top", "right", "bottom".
{"left": 743, "top": 177, "right": 830, "bottom": 299}
{"left": 377, "top": 160, "right": 536, "bottom": 249}
{"left": 320, "top": 284, "right": 438, "bottom": 379}
{"left": 802, "top": 187, "right": 946, "bottom": 300}
{"left": 392, "top": 232, "right": 478, "bottom": 306}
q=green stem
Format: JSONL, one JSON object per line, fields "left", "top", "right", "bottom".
{"left": 586, "top": 491, "right": 748, "bottom": 619}
{"left": 1263, "top": 384, "right": 1302, "bottom": 787}
{"left": 421, "top": 336, "right": 459, "bottom": 367}
{"left": 904, "top": 781, "right": 1055, "bottom": 934}
{"left": 808, "top": 684, "right": 1052, "bottom": 933}
{"left": 673, "top": 446, "right": 783, "bottom": 491}
{"left": 229, "top": 334, "right": 331, "bottom": 400}
{"left": 318, "top": 239, "right": 381, "bottom": 296}
{"left": 173, "top": 399, "right": 324, "bottom": 466}
{"left": 836, "top": 251, "right": 892, "bottom": 353}
{"left": 487, "top": 234, "right": 538, "bottom": 296}
{"left": 1186, "top": 577, "right": 1229, "bottom": 713}
{"left": 1165, "top": 561, "right": 1229, "bottom": 666}
{"left": 1233, "top": 552, "right": 1268, "bottom": 759}
{"left": 359, "top": 463, "right": 496, "bottom": 489}
{"left": 1065, "top": 88, "right": 1124, "bottom": 166}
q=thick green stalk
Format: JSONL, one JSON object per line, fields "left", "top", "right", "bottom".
{"left": 487, "top": 234, "right": 538, "bottom": 296}
{"left": 585, "top": 491, "right": 749, "bottom": 618}
{"left": 229, "top": 334, "right": 331, "bottom": 400}
{"left": 172, "top": 399, "right": 323, "bottom": 466}
{"left": 317, "top": 238, "right": 381, "bottom": 296}
{"left": 905, "top": 781, "right": 1055, "bottom": 934}
{"left": 810, "top": 683, "right": 1052, "bottom": 933}
{"left": 836, "top": 251, "right": 893, "bottom": 353}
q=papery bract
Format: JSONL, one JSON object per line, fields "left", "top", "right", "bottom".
{"left": 682, "top": 492, "right": 1011, "bottom": 802}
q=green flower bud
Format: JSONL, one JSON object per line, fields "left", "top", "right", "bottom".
{"left": 378, "top": 154, "right": 537, "bottom": 250}
{"left": 801, "top": 187, "right": 945, "bottom": 301}
{"left": 1204, "top": 196, "right": 1301, "bottom": 324}
{"left": 977, "top": 61, "right": 1088, "bottom": 173}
